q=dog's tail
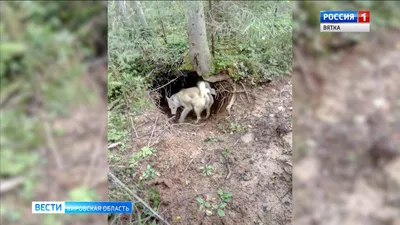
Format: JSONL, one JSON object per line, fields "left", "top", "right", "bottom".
{"left": 197, "top": 81, "right": 210, "bottom": 98}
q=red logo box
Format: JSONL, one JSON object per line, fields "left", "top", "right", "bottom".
{"left": 358, "top": 10, "right": 370, "bottom": 23}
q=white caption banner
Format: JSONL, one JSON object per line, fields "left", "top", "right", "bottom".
{"left": 320, "top": 23, "right": 370, "bottom": 32}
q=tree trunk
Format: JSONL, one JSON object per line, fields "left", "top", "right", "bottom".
{"left": 131, "top": 1, "right": 148, "bottom": 28}
{"left": 208, "top": 0, "right": 215, "bottom": 58}
{"left": 184, "top": 1, "right": 212, "bottom": 77}
{"left": 120, "top": 0, "right": 131, "bottom": 27}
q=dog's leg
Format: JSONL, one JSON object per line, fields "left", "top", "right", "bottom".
{"left": 179, "top": 107, "right": 192, "bottom": 123}
{"left": 205, "top": 104, "right": 211, "bottom": 119}
{"left": 205, "top": 94, "right": 213, "bottom": 119}
{"left": 194, "top": 106, "right": 203, "bottom": 123}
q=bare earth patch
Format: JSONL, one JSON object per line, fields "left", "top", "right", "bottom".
{"left": 293, "top": 29, "right": 400, "bottom": 225}
{"left": 124, "top": 76, "right": 292, "bottom": 225}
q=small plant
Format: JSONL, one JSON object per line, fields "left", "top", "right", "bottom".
{"left": 68, "top": 187, "right": 98, "bottom": 201}
{"left": 221, "top": 147, "right": 230, "bottom": 158}
{"left": 108, "top": 153, "right": 121, "bottom": 163}
{"left": 218, "top": 189, "right": 233, "bottom": 202}
{"left": 142, "top": 187, "right": 161, "bottom": 216}
{"left": 204, "top": 135, "right": 218, "bottom": 143}
{"left": 139, "top": 164, "right": 159, "bottom": 181}
{"left": 214, "top": 189, "right": 233, "bottom": 217}
{"left": 150, "top": 187, "right": 160, "bottom": 209}
{"left": 196, "top": 190, "right": 233, "bottom": 217}
{"left": 212, "top": 202, "right": 228, "bottom": 217}
{"left": 196, "top": 197, "right": 211, "bottom": 211}
{"left": 140, "top": 146, "right": 155, "bottom": 157}
{"left": 199, "top": 165, "right": 213, "bottom": 176}
{"left": 131, "top": 146, "right": 155, "bottom": 163}
{"left": 229, "top": 122, "right": 244, "bottom": 133}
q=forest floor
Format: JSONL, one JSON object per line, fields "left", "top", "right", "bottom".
{"left": 8, "top": 27, "right": 400, "bottom": 225}
{"left": 293, "top": 28, "right": 400, "bottom": 225}
{"left": 1, "top": 60, "right": 109, "bottom": 225}
{"left": 119, "top": 75, "right": 293, "bottom": 225}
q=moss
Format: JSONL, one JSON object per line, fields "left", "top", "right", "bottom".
{"left": 178, "top": 52, "right": 193, "bottom": 71}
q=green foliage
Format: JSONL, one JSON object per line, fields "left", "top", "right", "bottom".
{"left": 0, "top": 2, "right": 101, "bottom": 185}
{"left": 108, "top": 111, "right": 129, "bottom": 150}
{"left": 204, "top": 135, "right": 218, "bottom": 143}
{"left": 229, "top": 122, "right": 245, "bottom": 133}
{"left": 131, "top": 146, "right": 155, "bottom": 163}
{"left": 0, "top": 205, "right": 22, "bottom": 223}
{"left": 221, "top": 147, "right": 230, "bottom": 158}
{"left": 210, "top": 1, "right": 292, "bottom": 81}
{"left": 214, "top": 189, "right": 233, "bottom": 217}
{"left": 196, "top": 190, "right": 232, "bottom": 217}
{"left": 0, "top": 4, "right": 105, "bottom": 225}
{"left": 149, "top": 187, "right": 161, "bottom": 209}
{"left": 139, "top": 164, "right": 159, "bottom": 181}
{"left": 216, "top": 120, "right": 246, "bottom": 134}
{"left": 199, "top": 165, "right": 213, "bottom": 177}
{"left": 108, "top": 1, "right": 289, "bottom": 223}
{"left": 218, "top": 189, "right": 233, "bottom": 203}
{"left": 196, "top": 197, "right": 211, "bottom": 211}
{"left": 0, "top": 110, "right": 42, "bottom": 176}
{"left": 68, "top": 187, "right": 98, "bottom": 201}
{"left": 43, "top": 215, "right": 62, "bottom": 225}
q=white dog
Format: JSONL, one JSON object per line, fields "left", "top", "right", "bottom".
{"left": 167, "top": 81, "right": 216, "bottom": 123}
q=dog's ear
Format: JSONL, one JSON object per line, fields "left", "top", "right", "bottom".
{"left": 210, "top": 88, "right": 216, "bottom": 95}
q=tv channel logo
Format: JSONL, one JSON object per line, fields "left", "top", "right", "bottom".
{"left": 320, "top": 10, "right": 370, "bottom": 32}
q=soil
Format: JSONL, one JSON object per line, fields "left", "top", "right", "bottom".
{"left": 125, "top": 76, "right": 293, "bottom": 225}
{"left": 293, "top": 28, "right": 400, "bottom": 225}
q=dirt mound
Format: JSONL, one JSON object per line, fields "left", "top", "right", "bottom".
{"left": 126, "top": 75, "right": 292, "bottom": 224}
{"left": 293, "top": 28, "right": 400, "bottom": 225}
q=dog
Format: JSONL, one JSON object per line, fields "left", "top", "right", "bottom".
{"left": 167, "top": 81, "right": 216, "bottom": 123}
{"left": 204, "top": 81, "right": 216, "bottom": 112}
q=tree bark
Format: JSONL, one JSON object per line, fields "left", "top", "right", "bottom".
{"left": 120, "top": 0, "right": 131, "bottom": 27}
{"left": 184, "top": 1, "right": 212, "bottom": 77}
{"left": 208, "top": 0, "right": 215, "bottom": 58}
{"left": 131, "top": 1, "right": 148, "bottom": 28}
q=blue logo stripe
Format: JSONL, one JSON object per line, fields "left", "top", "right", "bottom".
{"left": 65, "top": 201, "right": 133, "bottom": 214}
{"left": 320, "top": 11, "right": 358, "bottom": 23}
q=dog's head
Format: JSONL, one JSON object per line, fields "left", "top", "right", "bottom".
{"left": 209, "top": 88, "right": 216, "bottom": 95}
{"left": 203, "top": 81, "right": 216, "bottom": 95}
{"left": 166, "top": 95, "right": 179, "bottom": 115}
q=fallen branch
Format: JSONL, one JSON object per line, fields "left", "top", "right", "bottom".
{"left": 183, "top": 155, "right": 197, "bottom": 173}
{"left": 226, "top": 82, "right": 236, "bottom": 114}
{"left": 267, "top": 187, "right": 292, "bottom": 212}
{"left": 129, "top": 115, "right": 139, "bottom": 138}
{"left": 150, "top": 75, "right": 182, "bottom": 92}
{"left": 43, "top": 120, "right": 64, "bottom": 169}
{"left": 0, "top": 79, "right": 23, "bottom": 108}
{"left": 84, "top": 119, "right": 107, "bottom": 186}
{"left": 147, "top": 116, "right": 159, "bottom": 146}
{"left": 240, "top": 82, "right": 251, "bottom": 103}
{"left": 203, "top": 73, "right": 230, "bottom": 83}
{"left": 225, "top": 139, "right": 240, "bottom": 179}
{"left": 0, "top": 176, "right": 24, "bottom": 194}
{"left": 217, "top": 95, "right": 227, "bottom": 114}
{"left": 108, "top": 142, "right": 121, "bottom": 150}
{"left": 108, "top": 97, "right": 122, "bottom": 111}
{"left": 225, "top": 160, "right": 232, "bottom": 180}
{"left": 108, "top": 172, "right": 171, "bottom": 225}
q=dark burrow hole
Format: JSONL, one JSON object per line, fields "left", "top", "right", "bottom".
{"left": 150, "top": 70, "right": 232, "bottom": 122}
